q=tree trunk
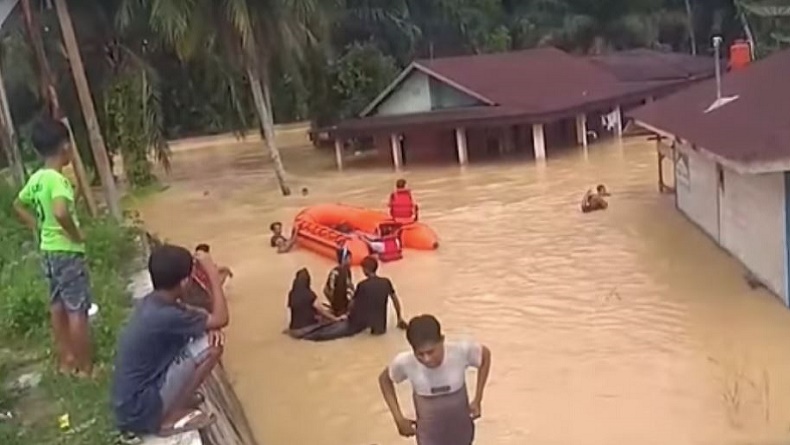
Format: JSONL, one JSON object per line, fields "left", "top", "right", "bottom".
{"left": 54, "top": 0, "right": 121, "bottom": 220}
{"left": 684, "top": 0, "right": 697, "bottom": 55}
{"left": 0, "top": 64, "right": 24, "bottom": 186}
{"left": 247, "top": 65, "right": 290, "bottom": 196}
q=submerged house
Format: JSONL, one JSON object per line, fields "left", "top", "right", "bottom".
{"left": 325, "top": 47, "right": 716, "bottom": 169}
{"left": 631, "top": 48, "right": 790, "bottom": 305}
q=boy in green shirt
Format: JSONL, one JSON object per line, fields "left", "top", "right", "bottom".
{"left": 13, "top": 117, "right": 93, "bottom": 377}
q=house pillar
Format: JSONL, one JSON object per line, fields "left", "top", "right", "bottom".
{"left": 334, "top": 137, "right": 344, "bottom": 171}
{"left": 390, "top": 133, "right": 403, "bottom": 170}
{"left": 614, "top": 105, "right": 623, "bottom": 137}
{"left": 455, "top": 127, "right": 468, "bottom": 165}
{"left": 532, "top": 123, "right": 546, "bottom": 160}
{"left": 575, "top": 114, "right": 588, "bottom": 148}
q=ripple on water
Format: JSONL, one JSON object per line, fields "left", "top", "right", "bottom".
{"left": 140, "top": 138, "right": 790, "bottom": 445}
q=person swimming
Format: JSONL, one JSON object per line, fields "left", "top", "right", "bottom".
{"left": 270, "top": 221, "right": 296, "bottom": 253}
{"left": 581, "top": 184, "right": 610, "bottom": 213}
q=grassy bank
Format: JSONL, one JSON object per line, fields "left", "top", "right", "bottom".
{"left": 0, "top": 180, "right": 141, "bottom": 444}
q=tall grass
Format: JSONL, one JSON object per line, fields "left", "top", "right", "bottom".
{"left": 0, "top": 179, "right": 142, "bottom": 444}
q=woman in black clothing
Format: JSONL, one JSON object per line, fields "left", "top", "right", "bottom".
{"left": 286, "top": 269, "right": 341, "bottom": 338}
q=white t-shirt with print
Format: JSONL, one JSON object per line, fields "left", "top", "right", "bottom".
{"left": 388, "top": 341, "right": 483, "bottom": 397}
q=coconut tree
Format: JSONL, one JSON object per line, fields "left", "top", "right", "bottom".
{"left": 118, "top": 0, "right": 333, "bottom": 196}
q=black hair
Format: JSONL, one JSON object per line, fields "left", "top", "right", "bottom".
{"left": 31, "top": 117, "right": 69, "bottom": 158}
{"left": 301, "top": 187, "right": 309, "bottom": 196}
{"left": 406, "top": 315, "right": 443, "bottom": 349}
{"left": 292, "top": 268, "right": 311, "bottom": 290}
{"left": 361, "top": 255, "right": 378, "bottom": 275}
{"left": 148, "top": 244, "right": 194, "bottom": 290}
{"left": 270, "top": 221, "right": 282, "bottom": 231}
{"left": 195, "top": 243, "right": 210, "bottom": 253}
{"left": 396, "top": 178, "right": 407, "bottom": 189}
{"left": 596, "top": 184, "right": 606, "bottom": 192}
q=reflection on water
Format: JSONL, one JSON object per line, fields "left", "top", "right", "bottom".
{"left": 139, "top": 138, "right": 790, "bottom": 445}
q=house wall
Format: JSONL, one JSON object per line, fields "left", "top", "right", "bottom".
{"left": 374, "top": 72, "right": 432, "bottom": 116}
{"left": 674, "top": 144, "right": 788, "bottom": 304}
{"left": 429, "top": 78, "right": 480, "bottom": 110}
{"left": 675, "top": 146, "right": 719, "bottom": 240}
{"left": 718, "top": 170, "right": 786, "bottom": 301}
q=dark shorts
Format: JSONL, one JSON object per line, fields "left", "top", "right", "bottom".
{"left": 42, "top": 252, "right": 92, "bottom": 313}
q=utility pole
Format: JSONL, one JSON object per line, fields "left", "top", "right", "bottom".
{"left": 53, "top": 0, "right": 121, "bottom": 220}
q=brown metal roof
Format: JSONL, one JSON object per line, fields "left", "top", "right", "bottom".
{"left": 588, "top": 49, "right": 717, "bottom": 82}
{"left": 330, "top": 106, "right": 523, "bottom": 137}
{"left": 416, "top": 47, "right": 626, "bottom": 115}
{"left": 630, "top": 49, "right": 790, "bottom": 172}
{"left": 329, "top": 47, "right": 709, "bottom": 138}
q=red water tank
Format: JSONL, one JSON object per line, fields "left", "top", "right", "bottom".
{"left": 729, "top": 40, "right": 752, "bottom": 70}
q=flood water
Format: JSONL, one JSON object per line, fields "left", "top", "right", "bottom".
{"left": 138, "top": 136, "right": 790, "bottom": 445}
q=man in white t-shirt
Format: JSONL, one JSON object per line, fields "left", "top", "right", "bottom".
{"left": 378, "top": 315, "right": 492, "bottom": 445}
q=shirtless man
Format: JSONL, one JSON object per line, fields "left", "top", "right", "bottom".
{"left": 269, "top": 222, "right": 297, "bottom": 253}
{"left": 581, "top": 184, "right": 609, "bottom": 213}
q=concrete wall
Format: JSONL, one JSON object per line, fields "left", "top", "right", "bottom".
{"left": 429, "top": 78, "right": 480, "bottom": 110}
{"left": 675, "top": 146, "right": 719, "bottom": 240}
{"left": 719, "top": 170, "right": 786, "bottom": 301}
{"left": 374, "top": 72, "right": 432, "bottom": 116}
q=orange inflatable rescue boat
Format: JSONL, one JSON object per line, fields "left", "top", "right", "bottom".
{"left": 293, "top": 204, "right": 439, "bottom": 265}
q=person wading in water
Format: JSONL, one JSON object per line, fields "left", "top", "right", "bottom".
{"left": 378, "top": 315, "right": 492, "bottom": 445}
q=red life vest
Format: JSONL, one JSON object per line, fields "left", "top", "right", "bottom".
{"left": 378, "top": 235, "right": 403, "bottom": 262}
{"left": 389, "top": 189, "right": 415, "bottom": 222}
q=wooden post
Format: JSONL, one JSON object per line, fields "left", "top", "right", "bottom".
{"left": 334, "top": 137, "right": 344, "bottom": 171}
{"left": 54, "top": 0, "right": 121, "bottom": 220}
{"left": 62, "top": 118, "right": 97, "bottom": 216}
{"left": 0, "top": 64, "right": 23, "bottom": 186}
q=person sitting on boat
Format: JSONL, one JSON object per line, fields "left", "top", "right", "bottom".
{"left": 323, "top": 247, "right": 355, "bottom": 316}
{"left": 581, "top": 184, "right": 609, "bottom": 213}
{"left": 389, "top": 179, "right": 419, "bottom": 223}
{"left": 286, "top": 268, "right": 345, "bottom": 339}
{"left": 356, "top": 222, "right": 403, "bottom": 262}
{"left": 270, "top": 221, "right": 296, "bottom": 253}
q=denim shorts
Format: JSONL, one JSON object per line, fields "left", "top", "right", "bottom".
{"left": 158, "top": 336, "right": 212, "bottom": 412}
{"left": 41, "top": 252, "right": 92, "bottom": 313}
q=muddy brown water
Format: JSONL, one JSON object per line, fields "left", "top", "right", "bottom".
{"left": 138, "top": 137, "right": 790, "bottom": 445}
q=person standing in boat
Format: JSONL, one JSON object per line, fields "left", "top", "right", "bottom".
{"left": 379, "top": 315, "right": 492, "bottom": 445}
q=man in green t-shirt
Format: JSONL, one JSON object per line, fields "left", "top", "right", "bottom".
{"left": 13, "top": 117, "right": 93, "bottom": 377}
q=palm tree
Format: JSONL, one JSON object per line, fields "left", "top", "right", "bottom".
{"left": 119, "top": 0, "right": 332, "bottom": 196}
